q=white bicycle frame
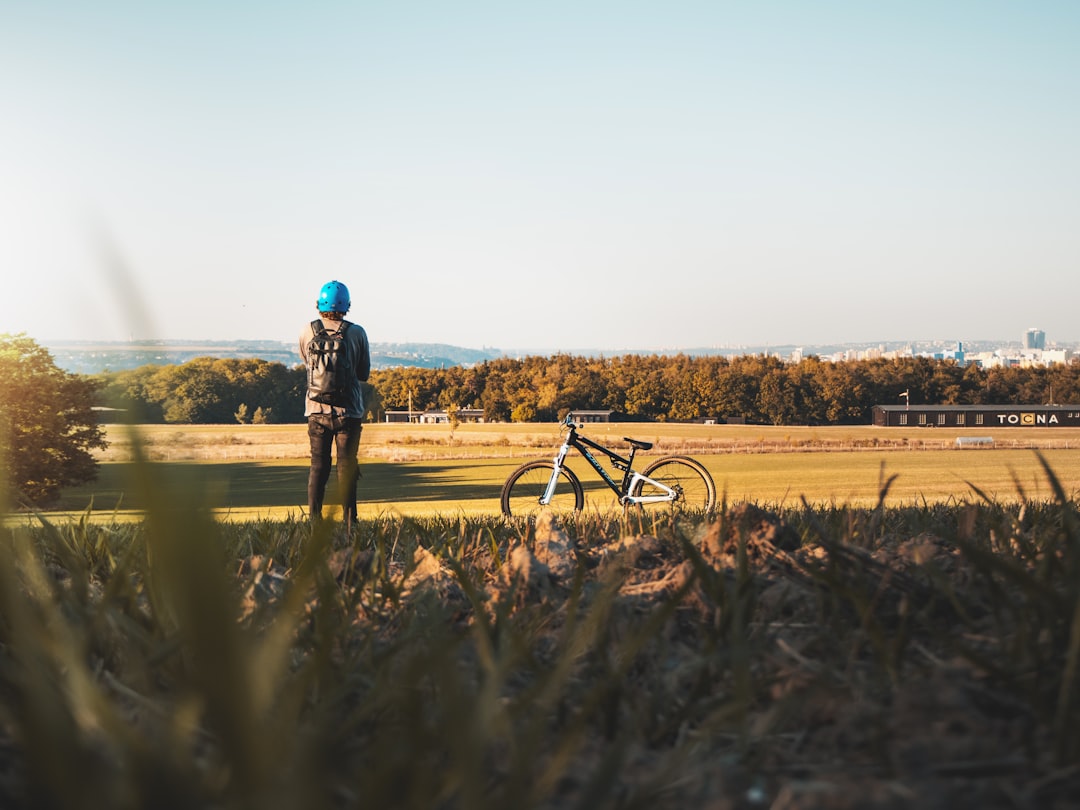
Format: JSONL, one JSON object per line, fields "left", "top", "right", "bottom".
{"left": 622, "top": 472, "right": 678, "bottom": 505}
{"left": 540, "top": 428, "right": 678, "bottom": 506}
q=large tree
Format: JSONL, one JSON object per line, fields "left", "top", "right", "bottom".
{"left": 0, "top": 334, "right": 107, "bottom": 506}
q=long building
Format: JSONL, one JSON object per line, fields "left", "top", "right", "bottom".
{"left": 872, "top": 404, "right": 1080, "bottom": 428}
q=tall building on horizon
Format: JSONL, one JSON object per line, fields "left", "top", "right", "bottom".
{"left": 1024, "top": 327, "right": 1046, "bottom": 350}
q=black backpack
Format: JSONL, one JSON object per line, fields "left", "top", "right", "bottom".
{"left": 306, "top": 320, "right": 351, "bottom": 405}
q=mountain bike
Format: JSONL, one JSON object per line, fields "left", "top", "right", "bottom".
{"left": 500, "top": 414, "right": 716, "bottom": 518}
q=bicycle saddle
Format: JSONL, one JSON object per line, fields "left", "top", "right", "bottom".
{"left": 625, "top": 438, "right": 652, "bottom": 451}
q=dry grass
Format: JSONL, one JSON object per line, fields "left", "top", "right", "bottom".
{"left": 94, "top": 422, "right": 1080, "bottom": 462}
{"left": 4, "top": 452, "right": 1080, "bottom": 807}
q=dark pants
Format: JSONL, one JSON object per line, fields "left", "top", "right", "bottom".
{"left": 307, "top": 414, "right": 363, "bottom": 528}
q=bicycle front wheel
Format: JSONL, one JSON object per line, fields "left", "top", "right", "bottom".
{"left": 501, "top": 461, "right": 584, "bottom": 518}
{"left": 632, "top": 456, "right": 716, "bottom": 513}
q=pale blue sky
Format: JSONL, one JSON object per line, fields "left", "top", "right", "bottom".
{"left": 2, "top": 1, "right": 1078, "bottom": 350}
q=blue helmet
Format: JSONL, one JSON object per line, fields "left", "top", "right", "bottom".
{"left": 317, "top": 280, "right": 350, "bottom": 314}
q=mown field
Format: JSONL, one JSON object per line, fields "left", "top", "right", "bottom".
{"left": 31, "top": 421, "right": 1080, "bottom": 521}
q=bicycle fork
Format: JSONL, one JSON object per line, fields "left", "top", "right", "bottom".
{"left": 540, "top": 436, "right": 572, "bottom": 505}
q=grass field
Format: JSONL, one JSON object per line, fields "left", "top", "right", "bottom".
{"left": 8, "top": 425, "right": 1080, "bottom": 805}
{"left": 26, "top": 421, "right": 1080, "bottom": 522}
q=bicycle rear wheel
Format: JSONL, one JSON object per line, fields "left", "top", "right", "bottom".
{"left": 501, "top": 461, "right": 584, "bottom": 518}
{"left": 632, "top": 456, "right": 716, "bottom": 513}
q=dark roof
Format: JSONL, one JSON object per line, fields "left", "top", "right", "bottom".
{"left": 874, "top": 404, "right": 1080, "bottom": 412}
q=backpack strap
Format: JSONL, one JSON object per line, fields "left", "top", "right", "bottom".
{"left": 311, "top": 319, "right": 348, "bottom": 337}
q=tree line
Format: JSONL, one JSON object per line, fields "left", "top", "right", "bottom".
{"left": 94, "top": 357, "right": 306, "bottom": 424}
{"left": 93, "top": 352, "right": 1080, "bottom": 426}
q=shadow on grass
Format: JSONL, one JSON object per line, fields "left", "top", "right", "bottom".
{"left": 49, "top": 458, "right": 620, "bottom": 514}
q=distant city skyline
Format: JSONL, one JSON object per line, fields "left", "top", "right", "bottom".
{"left": 43, "top": 331, "right": 1080, "bottom": 377}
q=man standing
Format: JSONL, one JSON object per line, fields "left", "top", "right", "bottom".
{"left": 299, "top": 280, "right": 371, "bottom": 530}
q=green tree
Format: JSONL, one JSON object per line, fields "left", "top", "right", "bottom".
{"left": 0, "top": 334, "right": 108, "bottom": 505}
{"left": 93, "top": 364, "right": 167, "bottom": 422}
{"left": 715, "top": 356, "right": 764, "bottom": 423}
{"left": 361, "top": 382, "right": 381, "bottom": 421}
{"left": 371, "top": 366, "right": 441, "bottom": 413}
{"left": 141, "top": 358, "right": 231, "bottom": 423}
{"left": 1046, "top": 362, "right": 1080, "bottom": 404}
{"left": 816, "top": 359, "right": 871, "bottom": 424}
{"left": 511, "top": 402, "right": 537, "bottom": 423}
{"left": 666, "top": 355, "right": 704, "bottom": 421}
{"left": 479, "top": 368, "right": 512, "bottom": 422}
